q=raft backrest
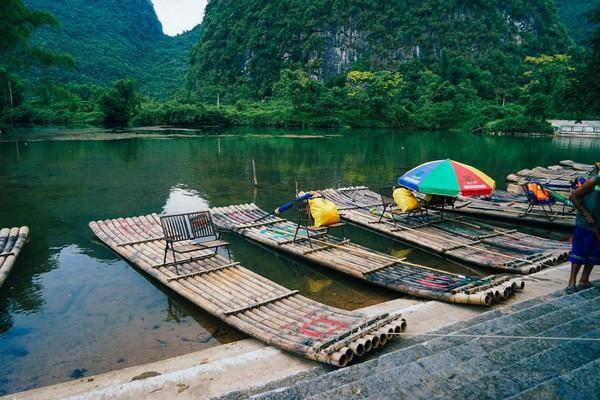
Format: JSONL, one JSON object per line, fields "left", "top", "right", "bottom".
{"left": 379, "top": 186, "right": 395, "bottom": 206}
{"left": 295, "top": 194, "right": 314, "bottom": 225}
{"left": 160, "top": 211, "right": 216, "bottom": 243}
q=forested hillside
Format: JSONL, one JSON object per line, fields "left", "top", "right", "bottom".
{"left": 188, "top": 0, "right": 572, "bottom": 100}
{"left": 23, "top": 0, "right": 200, "bottom": 97}
{"left": 556, "top": 0, "right": 600, "bottom": 44}
{"left": 2, "top": 0, "right": 599, "bottom": 130}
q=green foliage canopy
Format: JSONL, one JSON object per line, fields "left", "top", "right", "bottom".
{"left": 99, "top": 79, "right": 140, "bottom": 125}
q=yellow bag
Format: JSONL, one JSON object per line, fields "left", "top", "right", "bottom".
{"left": 309, "top": 198, "right": 340, "bottom": 227}
{"left": 393, "top": 188, "right": 420, "bottom": 212}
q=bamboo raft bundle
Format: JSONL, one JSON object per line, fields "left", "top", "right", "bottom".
{"left": 506, "top": 167, "right": 581, "bottom": 189}
{"left": 314, "top": 187, "right": 570, "bottom": 274}
{"left": 452, "top": 190, "right": 575, "bottom": 229}
{"left": 0, "top": 226, "right": 29, "bottom": 290}
{"left": 558, "top": 160, "right": 596, "bottom": 172}
{"left": 89, "top": 215, "right": 405, "bottom": 367}
{"left": 211, "top": 204, "right": 525, "bottom": 306}
{"left": 505, "top": 162, "right": 596, "bottom": 194}
{"left": 517, "top": 167, "right": 581, "bottom": 180}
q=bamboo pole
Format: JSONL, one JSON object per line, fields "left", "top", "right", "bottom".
{"left": 318, "top": 187, "right": 567, "bottom": 273}
{"left": 223, "top": 207, "right": 494, "bottom": 302}
{"left": 211, "top": 204, "right": 520, "bottom": 305}
{"left": 109, "top": 220, "right": 339, "bottom": 352}
{"left": 240, "top": 205, "right": 502, "bottom": 292}
{"left": 90, "top": 214, "right": 404, "bottom": 366}
{"left": 252, "top": 159, "right": 259, "bottom": 187}
{"left": 233, "top": 204, "right": 469, "bottom": 278}
{"left": 104, "top": 219, "right": 316, "bottom": 346}
{"left": 0, "top": 226, "right": 29, "bottom": 289}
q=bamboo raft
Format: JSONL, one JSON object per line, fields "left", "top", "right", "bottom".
{"left": 505, "top": 160, "right": 596, "bottom": 194}
{"left": 506, "top": 169, "right": 575, "bottom": 193}
{"left": 558, "top": 160, "right": 596, "bottom": 172}
{"left": 211, "top": 204, "right": 525, "bottom": 306}
{"left": 0, "top": 226, "right": 29, "bottom": 290}
{"left": 452, "top": 190, "right": 575, "bottom": 229}
{"left": 314, "top": 187, "right": 570, "bottom": 274}
{"left": 89, "top": 215, "right": 405, "bottom": 367}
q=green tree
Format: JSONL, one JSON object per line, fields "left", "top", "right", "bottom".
{"left": 0, "top": 0, "right": 73, "bottom": 113}
{"left": 524, "top": 92, "right": 552, "bottom": 121}
{"left": 273, "top": 69, "right": 325, "bottom": 111}
{"left": 345, "top": 71, "right": 404, "bottom": 114}
{"left": 99, "top": 79, "right": 140, "bottom": 125}
{"left": 577, "top": 7, "right": 600, "bottom": 115}
{"left": 521, "top": 54, "right": 576, "bottom": 115}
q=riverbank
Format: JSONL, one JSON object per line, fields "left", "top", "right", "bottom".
{"left": 6, "top": 262, "right": 597, "bottom": 400}
{"left": 1, "top": 96, "right": 558, "bottom": 133}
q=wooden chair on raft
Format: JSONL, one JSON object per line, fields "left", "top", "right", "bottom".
{"left": 293, "top": 195, "right": 346, "bottom": 248}
{"left": 160, "top": 211, "right": 231, "bottom": 273}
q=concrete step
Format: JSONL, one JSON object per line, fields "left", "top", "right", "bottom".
{"left": 425, "top": 318, "right": 600, "bottom": 399}
{"left": 506, "top": 357, "right": 600, "bottom": 400}
{"left": 307, "top": 311, "right": 600, "bottom": 400}
{"left": 416, "top": 308, "right": 600, "bottom": 395}
{"left": 432, "top": 325, "right": 600, "bottom": 400}
{"left": 245, "top": 285, "right": 600, "bottom": 400}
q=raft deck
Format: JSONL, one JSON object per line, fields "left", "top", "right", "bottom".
{"left": 558, "top": 160, "right": 595, "bottom": 172}
{"left": 0, "top": 226, "right": 29, "bottom": 289}
{"left": 315, "top": 187, "right": 570, "bottom": 274}
{"left": 505, "top": 161, "right": 595, "bottom": 194}
{"left": 452, "top": 190, "right": 575, "bottom": 229}
{"left": 211, "top": 204, "right": 524, "bottom": 306}
{"left": 89, "top": 214, "right": 404, "bottom": 367}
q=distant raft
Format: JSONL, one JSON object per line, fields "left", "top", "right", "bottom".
{"left": 558, "top": 160, "right": 596, "bottom": 172}
{"left": 452, "top": 190, "right": 575, "bottom": 229}
{"left": 505, "top": 160, "right": 596, "bottom": 194}
{"left": 0, "top": 226, "right": 29, "bottom": 290}
{"left": 314, "top": 187, "right": 570, "bottom": 274}
{"left": 211, "top": 204, "right": 524, "bottom": 305}
{"left": 89, "top": 214, "right": 404, "bottom": 367}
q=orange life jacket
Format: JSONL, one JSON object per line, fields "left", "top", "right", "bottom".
{"left": 526, "top": 183, "right": 550, "bottom": 201}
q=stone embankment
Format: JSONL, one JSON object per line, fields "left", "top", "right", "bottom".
{"left": 238, "top": 284, "right": 599, "bottom": 400}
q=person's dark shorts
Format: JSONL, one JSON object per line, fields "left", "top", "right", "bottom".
{"left": 569, "top": 226, "right": 600, "bottom": 266}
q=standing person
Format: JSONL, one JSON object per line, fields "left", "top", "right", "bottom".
{"left": 567, "top": 169, "right": 600, "bottom": 293}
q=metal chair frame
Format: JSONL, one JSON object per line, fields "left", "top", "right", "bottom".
{"left": 160, "top": 211, "right": 231, "bottom": 272}
{"left": 425, "top": 194, "right": 456, "bottom": 219}
{"left": 292, "top": 196, "right": 345, "bottom": 248}
{"left": 378, "top": 186, "right": 427, "bottom": 225}
{"left": 520, "top": 183, "right": 556, "bottom": 221}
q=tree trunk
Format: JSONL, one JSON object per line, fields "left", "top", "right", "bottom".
{"left": 8, "top": 80, "right": 13, "bottom": 108}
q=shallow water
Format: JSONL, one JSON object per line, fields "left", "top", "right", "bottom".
{"left": 0, "top": 126, "right": 597, "bottom": 394}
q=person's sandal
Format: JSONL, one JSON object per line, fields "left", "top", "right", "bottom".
{"left": 566, "top": 286, "right": 577, "bottom": 294}
{"left": 576, "top": 283, "right": 593, "bottom": 291}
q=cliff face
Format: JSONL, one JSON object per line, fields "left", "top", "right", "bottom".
{"left": 188, "top": 0, "right": 572, "bottom": 98}
{"left": 24, "top": 0, "right": 201, "bottom": 97}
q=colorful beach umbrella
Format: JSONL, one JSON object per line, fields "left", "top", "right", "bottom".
{"left": 398, "top": 159, "right": 495, "bottom": 197}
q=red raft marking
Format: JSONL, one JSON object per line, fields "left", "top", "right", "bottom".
{"left": 283, "top": 314, "right": 350, "bottom": 338}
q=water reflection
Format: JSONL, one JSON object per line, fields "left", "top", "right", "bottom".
{"left": 552, "top": 136, "right": 600, "bottom": 150}
{"left": 162, "top": 184, "right": 210, "bottom": 215}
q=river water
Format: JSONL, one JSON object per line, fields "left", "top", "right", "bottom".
{"left": 0, "top": 126, "right": 597, "bottom": 394}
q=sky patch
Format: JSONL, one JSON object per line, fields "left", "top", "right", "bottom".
{"left": 151, "top": 0, "right": 206, "bottom": 36}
